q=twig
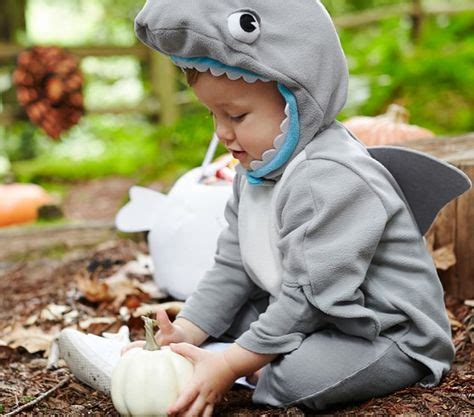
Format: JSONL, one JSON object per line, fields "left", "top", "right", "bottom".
{"left": 447, "top": 393, "right": 474, "bottom": 408}
{"left": 4, "top": 375, "right": 71, "bottom": 416}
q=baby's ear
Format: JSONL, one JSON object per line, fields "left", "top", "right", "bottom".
{"left": 115, "top": 186, "right": 167, "bottom": 232}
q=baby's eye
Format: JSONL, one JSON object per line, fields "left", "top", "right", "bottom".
{"left": 230, "top": 113, "right": 247, "bottom": 122}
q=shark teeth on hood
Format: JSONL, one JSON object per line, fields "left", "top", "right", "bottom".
{"left": 174, "top": 60, "right": 270, "bottom": 83}
{"left": 249, "top": 102, "right": 291, "bottom": 172}
{"left": 273, "top": 133, "right": 286, "bottom": 148}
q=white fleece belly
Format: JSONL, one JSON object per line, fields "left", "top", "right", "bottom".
{"left": 238, "top": 150, "right": 307, "bottom": 297}
{"left": 238, "top": 181, "right": 283, "bottom": 297}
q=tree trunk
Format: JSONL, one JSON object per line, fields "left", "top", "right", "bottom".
{"left": 0, "top": 0, "right": 27, "bottom": 42}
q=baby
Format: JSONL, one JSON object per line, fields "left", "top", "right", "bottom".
{"left": 60, "top": 0, "right": 471, "bottom": 416}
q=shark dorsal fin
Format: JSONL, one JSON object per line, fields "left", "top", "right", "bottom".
{"left": 368, "top": 146, "right": 471, "bottom": 235}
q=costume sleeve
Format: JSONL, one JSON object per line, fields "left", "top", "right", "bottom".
{"left": 235, "top": 159, "right": 388, "bottom": 354}
{"left": 176, "top": 173, "right": 259, "bottom": 338}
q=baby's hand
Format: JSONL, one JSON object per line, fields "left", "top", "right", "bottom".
{"left": 120, "top": 309, "right": 192, "bottom": 355}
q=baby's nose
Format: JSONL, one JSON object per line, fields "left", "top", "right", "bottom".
{"left": 215, "top": 124, "right": 235, "bottom": 144}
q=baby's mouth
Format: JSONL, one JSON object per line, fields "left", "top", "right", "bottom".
{"left": 230, "top": 150, "right": 247, "bottom": 161}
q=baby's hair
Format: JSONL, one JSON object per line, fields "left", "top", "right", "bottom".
{"left": 184, "top": 68, "right": 201, "bottom": 86}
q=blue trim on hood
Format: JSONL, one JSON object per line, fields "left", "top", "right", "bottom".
{"left": 246, "top": 84, "right": 299, "bottom": 184}
{"left": 170, "top": 55, "right": 300, "bottom": 185}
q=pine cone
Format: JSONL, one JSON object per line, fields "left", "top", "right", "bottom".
{"left": 13, "top": 46, "right": 84, "bottom": 140}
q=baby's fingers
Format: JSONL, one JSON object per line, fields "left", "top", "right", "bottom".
{"left": 120, "top": 341, "right": 144, "bottom": 356}
{"left": 155, "top": 309, "right": 173, "bottom": 333}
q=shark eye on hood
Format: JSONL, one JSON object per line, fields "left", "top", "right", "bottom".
{"left": 227, "top": 11, "right": 261, "bottom": 44}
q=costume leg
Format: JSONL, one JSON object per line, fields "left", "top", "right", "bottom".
{"left": 252, "top": 327, "right": 429, "bottom": 411}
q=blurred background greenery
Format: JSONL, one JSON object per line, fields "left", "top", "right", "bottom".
{"left": 0, "top": 0, "right": 472, "bottom": 194}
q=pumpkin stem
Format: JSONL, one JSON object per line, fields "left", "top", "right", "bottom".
{"left": 385, "top": 104, "right": 410, "bottom": 124}
{"left": 142, "top": 315, "right": 160, "bottom": 351}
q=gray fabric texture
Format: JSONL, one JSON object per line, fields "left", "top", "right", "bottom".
{"left": 253, "top": 328, "right": 430, "bottom": 410}
{"left": 133, "top": 0, "right": 461, "bottom": 402}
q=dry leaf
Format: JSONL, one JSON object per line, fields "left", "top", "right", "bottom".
{"left": 76, "top": 273, "right": 112, "bottom": 303}
{"left": 25, "top": 313, "right": 39, "bottom": 326}
{"left": 464, "top": 300, "right": 474, "bottom": 308}
{"left": 432, "top": 244, "right": 456, "bottom": 271}
{"left": 446, "top": 308, "right": 463, "bottom": 329}
{"left": 132, "top": 301, "right": 185, "bottom": 319}
{"left": 75, "top": 257, "right": 160, "bottom": 309}
{"left": 63, "top": 309, "right": 79, "bottom": 325}
{"left": 40, "top": 303, "right": 71, "bottom": 321}
{"left": 0, "top": 323, "right": 60, "bottom": 356}
{"left": 79, "top": 317, "right": 116, "bottom": 330}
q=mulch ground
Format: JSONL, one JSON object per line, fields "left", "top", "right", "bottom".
{"left": 0, "top": 238, "right": 472, "bottom": 416}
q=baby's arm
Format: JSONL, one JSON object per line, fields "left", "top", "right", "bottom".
{"left": 173, "top": 317, "right": 209, "bottom": 346}
{"left": 223, "top": 343, "right": 277, "bottom": 378}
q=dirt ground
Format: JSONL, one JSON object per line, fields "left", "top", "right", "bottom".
{"left": 0, "top": 238, "right": 472, "bottom": 416}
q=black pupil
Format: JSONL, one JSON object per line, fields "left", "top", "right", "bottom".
{"left": 240, "top": 14, "right": 257, "bottom": 33}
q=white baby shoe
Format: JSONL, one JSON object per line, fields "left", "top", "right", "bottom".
{"left": 58, "top": 327, "right": 256, "bottom": 395}
{"left": 58, "top": 326, "right": 131, "bottom": 395}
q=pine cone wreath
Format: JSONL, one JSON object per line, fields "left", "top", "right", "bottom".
{"left": 13, "top": 46, "right": 84, "bottom": 140}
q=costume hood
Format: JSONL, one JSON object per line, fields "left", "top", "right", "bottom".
{"left": 135, "top": 0, "right": 348, "bottom": 184}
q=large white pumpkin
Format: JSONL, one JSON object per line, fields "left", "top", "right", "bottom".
{"left": 111, "top": 317, "right": 194, "bottom": 416}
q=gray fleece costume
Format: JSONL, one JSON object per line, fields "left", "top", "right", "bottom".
{"left": 134, "top": 0, "right": 471, "bottom": 410}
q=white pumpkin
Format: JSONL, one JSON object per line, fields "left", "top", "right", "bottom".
{"left": 111, "top": 317, "right": 194, "bottom": 416}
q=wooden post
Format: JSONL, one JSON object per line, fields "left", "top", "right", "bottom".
{"left": 0, "top": 0, "right": 26, "bottom": 42}
{"left": 150, "top": 51, "right": 179, "bottom": 125}
{"left": 403, "top": 134, "right": 474, "bottom": 299}
{"left": 410, "top": 0, "right": 424, "bottom": 42}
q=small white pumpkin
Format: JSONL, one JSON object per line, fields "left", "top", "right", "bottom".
{"left": 111, "top": 316, "right": 193, "bottom": 416}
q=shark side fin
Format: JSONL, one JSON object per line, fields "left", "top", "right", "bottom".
{"left": 368, "top": 146, "right": 472, "bottom": 235}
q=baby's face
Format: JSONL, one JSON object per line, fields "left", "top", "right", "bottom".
{"left": 192, "top": 71, "right": 286, "bottom": 170}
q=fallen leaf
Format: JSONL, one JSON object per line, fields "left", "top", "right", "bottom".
{"left": 76, "top": 273, "right": 112, "bottom": 303}
{"left": 63, "top": 310, "right": 79, "bottom": 325}
{"left": 40, "top": 303, "right": 71, "bottom": 321}
{"left": 132, "top": 301, "right": 185, "bottom": 320}
{"left": 24, "top": 313, "right": 39, "bottom": 326}
{"left": 447, "top": 309, "right": 463, "bottom": 329}
{"left": 79, "top": 317, "right": 116, "bottom": 330}
{"left": 0, "top": 323, "right": 60, "bottom": 356}
{"left": 75, "top": 264, "right": 156, "bottom": 309}
{"left": 432, "top": 244, "right": 456, "bottom": 271}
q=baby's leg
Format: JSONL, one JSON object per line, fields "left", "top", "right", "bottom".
{"left": 252, "top": 327, "right": 429, "bottom": 411}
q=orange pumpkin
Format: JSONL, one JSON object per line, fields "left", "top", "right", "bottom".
{"left": 343, "top": 104, "right": 435, "bottom": 146}
{"left": 0, "top": 184, "right": 52, "bottom": 227}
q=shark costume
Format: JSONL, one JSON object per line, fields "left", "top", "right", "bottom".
{"left": 135, "top": 0, "right": 471, "bottom": 411}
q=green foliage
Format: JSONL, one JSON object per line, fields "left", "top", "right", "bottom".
{"left": 338, "top": 13, "right": 474, "bottom": 134}
{"left": 10, "top": 109, "right": 218, "bottom": 184}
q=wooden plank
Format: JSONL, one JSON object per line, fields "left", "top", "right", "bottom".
{"left": 455, "top": 163, "right": 474, "bottom": 298}
{"left": 402, "top": 134, "right": 474, "bottom": 298}
{"left": 0, "top": 221, "right": 116, "bottom": 261}
{"left": 426, "top": 201, "right": 458, "bottom": 295}
{"left": 0, "top": 44, "right": 149, "bottom": 61}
